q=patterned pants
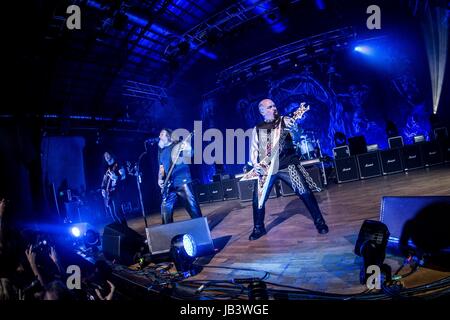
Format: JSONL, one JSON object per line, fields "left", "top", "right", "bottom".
{"left": 252, "top": 165, "right": 326, "bottom": 229}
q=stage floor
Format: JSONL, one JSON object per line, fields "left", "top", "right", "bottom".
{"left": 125, "top": 165, "right": 450, "bottom": 294}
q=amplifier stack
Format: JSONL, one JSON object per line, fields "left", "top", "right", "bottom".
{"left": 333, "top": 137, "right": 449, "bottom": 184}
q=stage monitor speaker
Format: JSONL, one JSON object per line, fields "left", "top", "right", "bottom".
{"left": 335, "top": 156, "right": 359, "bottom": 183}
{"left": 222, "top": 179, "right": 239, "bottom": 200}
{"left": 380, "top": 196, "right": 450, "bottom": 247}
{"left": 357, "top": 152, "right": 381, "bottom": 179}
{"left": 421, "top": 141, "right": 443, "bottom": 166}
{"left": 380, "top": 149, "right": 404, "bottom": 174}
{"left": 238, "top": 179, "right": 277, "bottom": 201}
{"left": 102, "top": 223, "right": 144, "bottom": 265}
{"left": 333, "top": 145, "right": 350, "bottom": 159}
{"left": 348, "top": 136, "right": 367, "bottom": 155}
{"left": 145, "top": 217, "right": 214, "bottom": 256}
{"left": 195, "top": 184, "right": 210, "bottom": 203}
{"left": 388, "top": 136, "right": 404, "bottom": 149}
{"left": 401, "top": 144, "right": 423, "bottom": 170}
{"left": 209, "top": 181, "right": 224, "bottom": 202}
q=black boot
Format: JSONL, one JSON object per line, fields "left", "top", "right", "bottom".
{"left": 249, "top": 225, "right": 267, "bottom": 240}
{"left": 301, "top": 191, "right": 329, "bottom": 234}
{"left": 316, "top": 221, "right": 329, "bottom": 234}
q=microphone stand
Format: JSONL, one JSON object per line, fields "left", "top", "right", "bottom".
{"left": 130, "top": 152, "right": 149, "bottom": 229}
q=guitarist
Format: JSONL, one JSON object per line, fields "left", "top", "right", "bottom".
{"left": 157, "top": 128, "right": 202, "bottom": 224}
{"left": 101, "top": 152, "right": 128, "bottom": 226}
{"left": 248, "top": 99, "right": 328, "bottom": 240}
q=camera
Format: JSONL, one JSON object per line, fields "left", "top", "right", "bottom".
{"left": 32, "top": 238, "right": 51, "bottom": 256}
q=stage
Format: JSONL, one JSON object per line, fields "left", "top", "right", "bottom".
{"left": 115, "top": 165, "right": 450, "bottom": 295}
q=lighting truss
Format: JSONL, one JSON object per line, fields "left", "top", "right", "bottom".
{"left": 217, "top": 26, "right": 356, "bottom": 86}
{"left": 122, "top": 80, "right": 169, "bottom": 101}
{"left": 164, "top": 0, "right": 301, "bottom": 57}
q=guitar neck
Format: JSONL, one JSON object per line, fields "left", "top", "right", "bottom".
{"left": 163, "top": 132, "right": 194, "bottom": 185}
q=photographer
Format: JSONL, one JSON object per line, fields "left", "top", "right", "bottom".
{"left": 24, "top": 244, "right": 46, "bottom": 288}
{"left": 84, "top": 260, "right": 116, "bottom": 301}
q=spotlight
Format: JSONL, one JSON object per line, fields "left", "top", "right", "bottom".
{"left": 68, "top": 222, "right": 91, "bottom": 241}
{"left": 354, "top": 45, "right": 372, "bottom": 55}
{"left": 170, "top": 234, "right": 198, "bottom": 275}
{"left": 84, "top": 229, "right": 100, "bottom": 249}
{"left": 355, "top": 220, "right": 391, "bottom": 285}
{"left": 71, "top": 227, "right": 81, "bottom": 238}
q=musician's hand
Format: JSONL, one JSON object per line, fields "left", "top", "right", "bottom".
{"left": 285, "top": 117, "right": 296, "bottom": 130}
{"left": 180, "top": 141, "right": 192, "bottom": 153}
{"left": 101, "top": 189, "right": 107, "bottom": 198}
{"left": 254, "top": 164, "right": 265, "bottom": 176}
{"left": 158, "top": 179, "right": 164, "bottom": 188}
{"left": 95, "top": 280, "right": 115, "bottom": 301}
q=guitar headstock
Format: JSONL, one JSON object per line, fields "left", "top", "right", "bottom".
{"left": 292, "top": 102, "right": 310, "bottom": 121}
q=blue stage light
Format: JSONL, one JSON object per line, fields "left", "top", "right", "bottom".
{"left": 354, "top": 45, "right": 372, "bottom": 55}
{"left": 71, "top": 227, "right": 81, "bottom": 238}
{"left": 170, "top": 234, "right": 198, "bottom": 275}
{"left": 182, "top": 234, "right": 197, "bottom": 257}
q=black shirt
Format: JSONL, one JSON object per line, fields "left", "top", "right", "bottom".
{"left": 158, "top": 142, "right": 192, "bottom": 187}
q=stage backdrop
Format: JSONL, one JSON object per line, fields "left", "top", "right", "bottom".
{"left": 199, "top": 35, "right": 433, "bottom": 183}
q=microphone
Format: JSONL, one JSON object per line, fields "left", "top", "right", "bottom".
{"left": 145, "top": 137, "right": 159, "bottom": 145}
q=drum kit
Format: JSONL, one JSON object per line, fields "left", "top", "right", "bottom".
{"left": 295, "top": 130, "right": 322, "bottom": 160}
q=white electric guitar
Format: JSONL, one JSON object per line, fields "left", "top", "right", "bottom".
{"left": 240, "top": 103, "right": 310, "bottom": 208}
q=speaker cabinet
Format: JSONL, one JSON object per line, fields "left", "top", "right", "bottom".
{"left": 443, "top": 140, "right": 450, "bottom": 163}
{"left": 279, "top": 180, "right": 295, "bottom": 196}
{"left": 401, "top": 144, "right": 423, "bottom": 170}
{"left": 348, "top": 136, "right": 367, "bottom": 155}
{"left": 434, "top": 127, "right": 448, "bottom": 140}
{"left": 380, "top": 196, "right": 450, "bottom": 243}
{"left": 421, "top": 141, "right": 443, "bottom": 166}
{"left": 195, "top": 184, "right": 210, "bottom": 203}
{"left": 335, "top": 156, "right": 359, "bottom": 183}
{"left": 333, "top": 145, "right": 350, "bottom": 159}
{"left": 222, "top": 179, "right": 239, "bottom": 200}
{"left": 388, "top": 136, "right": 404, "bottom": 149}
{"left": 145, "top": 217, "right": 214, "bottom": 256}
{"left": 238, "top": 179, "right": 277, "bottom": 201}
{"left": 102, "top": 223, "right": 144, "bottom": 265}
{"left": 209, "top": 181, "right": 224, "bottom": 202}
{"left": 357, "top": 152, "right": 381, "bottom": 179}
{"left": 380, "top": 149, "right": 404, "bottom": 174}
{"left": 280, "top": 165, "right": 323, "bottom": 195}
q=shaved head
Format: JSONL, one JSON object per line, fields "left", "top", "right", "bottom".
{"left": 258, "top": 98, "right": 278, "bottom": 121}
